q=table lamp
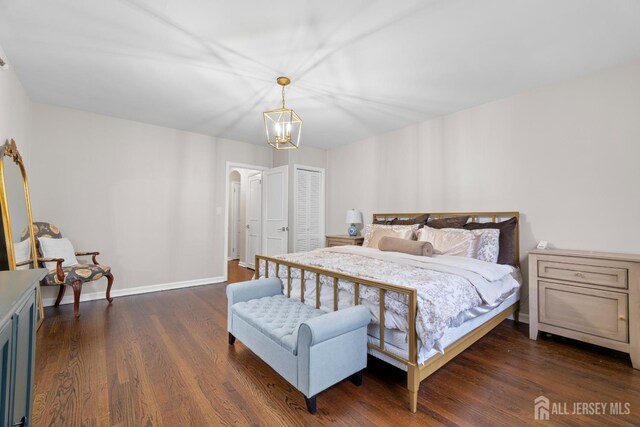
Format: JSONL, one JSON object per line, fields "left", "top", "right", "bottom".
{"left": 345, "top": 209, "right": 363, "bottom": 237}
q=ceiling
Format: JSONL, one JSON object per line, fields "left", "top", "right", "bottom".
{"left": 1, "top": 0, "right": 640, "bottom": 149}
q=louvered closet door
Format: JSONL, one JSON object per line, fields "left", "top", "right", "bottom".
{"left": 295, "top": 168, "right": 323, "bottom": 252}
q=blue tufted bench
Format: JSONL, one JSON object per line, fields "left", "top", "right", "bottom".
{"left": 227, "top": 278, "right": 371, "bottom": 413}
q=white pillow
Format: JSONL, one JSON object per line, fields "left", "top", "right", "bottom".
{"left": 362, "top": 224, "right": 419, "bottom": 249}
{"left": 38, "top": 237, "right": 79, "bottom": 271}
{"left": 13, "top": 239, "right": 32, "bottom": 270}
{"left": 416, "top": 226, "right": 477, "bottom": 257}
{"left": 471, "top": 229, "right": 500, "bottom": 263}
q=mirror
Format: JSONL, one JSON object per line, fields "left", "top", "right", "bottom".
{"left": 0, "top": 139, "right": 43, "bottom": 327}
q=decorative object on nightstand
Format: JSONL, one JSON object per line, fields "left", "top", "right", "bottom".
{"left": 529, "top": 248, "right": 639, "bottom": 369}
{"left": 326, "top": 235, "right": 364, "bottom": 247}
{"left": 345, "top": 209, "right": 362, "bottom": 237}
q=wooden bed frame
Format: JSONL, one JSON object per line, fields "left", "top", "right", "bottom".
{"left": 254, "top": 211, "right": 520, "bottom": 413}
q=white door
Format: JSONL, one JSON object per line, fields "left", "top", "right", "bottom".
{"left": 245, "top": 173, "right": 262, "bottom": 269}
{"left": 230, "top": 181, "right": 241, "bottom": 260}
{"left": 262, "top": 165, "right": 289, "bottom": 256}
{"left": 294, "top": 167, "right": 324, "bottom": 252}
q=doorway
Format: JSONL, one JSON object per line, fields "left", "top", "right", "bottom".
{"left": 224, "top": 163, "right": 266, "bottom": 280}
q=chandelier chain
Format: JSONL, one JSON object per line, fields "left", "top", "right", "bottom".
{"left": 281, "top": 85, "right": 286, "bottom": 109}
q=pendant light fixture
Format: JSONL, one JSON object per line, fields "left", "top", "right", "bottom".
{"left": 263, "top": 76, "right": 302, "bottom": 149}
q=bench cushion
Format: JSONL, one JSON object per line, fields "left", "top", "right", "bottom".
{"left": 232, "top": 295, "right": 324, "bottom": 354}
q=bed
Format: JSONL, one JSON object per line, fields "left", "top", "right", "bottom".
{"left": 254, "top": 211, "right": 521, "bottom": 412}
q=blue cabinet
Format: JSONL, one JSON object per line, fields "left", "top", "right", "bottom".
{"left": 0, "top": 321, "right": 11, "bottom": 427}
{"left": 0, "top": 270, "right": 45, "bottom": 427}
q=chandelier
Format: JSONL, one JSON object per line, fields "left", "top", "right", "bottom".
{"left": 263, "top": 77, "right": 302, "bottom": 149}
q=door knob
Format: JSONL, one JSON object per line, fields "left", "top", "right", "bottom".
{"left": 246, "top": 224, "right": 250, "bottom": 229}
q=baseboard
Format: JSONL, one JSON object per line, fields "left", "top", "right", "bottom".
{"left": 508, "top": 312, "right": 529, "bottom": 324}
{"left": 238, "top": 261, "right": 252, "bottom": 269}
{"left": 42, "top": 275, "right": 226, "bottom": 307}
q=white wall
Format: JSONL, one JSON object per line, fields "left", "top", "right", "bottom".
{"left": 327, "top": 60, "right": 640, "bottom": 314}
{"left": 30, "top": 103, "right": 272, "bottom": 304}
{"left": 0, "top": 43, "right": 32, "bottom": 166}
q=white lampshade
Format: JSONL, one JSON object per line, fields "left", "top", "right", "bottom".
{"left": 345, "top": 209, "right": 363, "bottom": 224}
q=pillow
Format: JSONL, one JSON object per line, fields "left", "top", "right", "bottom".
{"left": 378, "top": 236, "right": 433, "bottom": 257}
{"left": 13, "top": 239, "right": 32, "bottom": 270}
{"left": 471, "top": 229, "right": 500, "bottom": 263}
{"left": 373, "top": 217, "right": 395, "bottom": 225}
{"left": 38, "top": 237, "right": 79, "bottom": 271}
{"left": 390, "top": 214, "right": 430, "bottom": 228}
{"left": 464, "top": 217, "right": 518, "bottom": 265}
{"left": 416, "top": 226, "right": 476, "bottom": 257}
{"left": 426, "top": 216, "right": 470, "bottom": 229}
{"left": 362, "top": 224, "right": 419, "bottom": 249}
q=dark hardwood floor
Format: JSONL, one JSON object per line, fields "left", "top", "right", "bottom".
{"left": 33, "top": 260, "right": 639, "bottom": 426}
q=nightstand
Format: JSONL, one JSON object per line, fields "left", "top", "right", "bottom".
{"left": 325, "top": 235, "right": 364, "bottom": 247}
{"left": 529, "top": 248, "right": 639, "bottom": 369}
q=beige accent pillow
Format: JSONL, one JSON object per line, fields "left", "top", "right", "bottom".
{"left": 416, "top": 226, "right": 477, "bottom": 257}
{"left": 38, "top": 237, "right": 79, "bottom": 271}
{"left": 362, "top": 224, "right": 419, "bottom": 249}
{"left": 378, "top": 236, "right": 434, "bottom": 257}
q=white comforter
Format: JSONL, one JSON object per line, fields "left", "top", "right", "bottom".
{"left": 260, "top": 246, "right": 520, "bottom": 354}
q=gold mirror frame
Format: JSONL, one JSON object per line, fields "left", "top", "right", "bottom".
{"left": 0, "top": 139, "right": 43, "bottom": 327}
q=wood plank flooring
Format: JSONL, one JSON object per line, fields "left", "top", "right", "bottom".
{"left": 33, "top": 260, "right": 639, "bottom": 426}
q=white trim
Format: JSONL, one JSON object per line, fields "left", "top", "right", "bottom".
{"left": 230, "top": 180, "right": 241, "bottom": 260}
{"left": 517, "top": 312, "right": 530, "bottom": 324}
{"left": 293, "top": 164, "right": 326, "bottom": 252}
{"left": 42, "top": 276, "right": 226, "bottom": 307}
{"left": 224, "top": 162, "right": 267, "bottom": 282}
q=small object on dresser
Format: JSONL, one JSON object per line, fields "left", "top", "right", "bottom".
{"left": 326, "top": 235, "right": 364, "bottom": 247}
{"left": 345, "top": 209, "right": 363, "bottom": 236}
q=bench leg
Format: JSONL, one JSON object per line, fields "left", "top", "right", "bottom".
{"left": 228, "top": 333, "right": 236, "bottom": 345}
{"left": 348, "top": 370, "right": 363, "bottom": 386}
{"left": 305, "top": 396, "right": 316, "bottom": 414}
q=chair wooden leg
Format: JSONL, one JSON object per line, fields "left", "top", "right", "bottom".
{"left": 54, "top": 285, "right": 66, "bottom": 306}
{"left": 105, "top": 272, "right": 114, "bottom": 303}
{"left": 71, "top": 280, "right": 82, "bottom": 318}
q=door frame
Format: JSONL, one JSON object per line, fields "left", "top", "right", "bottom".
{"left": 224, "top": 162, "right": 267, "bottom": 282}
{"left": 293, "top": 164, "right": 326, "bottom": 252}
{"left": 229, "top": 180, "right": 241, "bottom": 260}
{"left": 244, "top": 173, "right": 262, "bottom": 269}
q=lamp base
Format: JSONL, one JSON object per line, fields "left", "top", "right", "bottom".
{"left": 348, "top": 224, "right": 358, "bottom": 237}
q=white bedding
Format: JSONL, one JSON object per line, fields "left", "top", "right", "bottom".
{"left": 260, "top": 245, "right": 521, "bottom": 354}
{"left": 368, "top": 290, "right": 521, "bottom": 367}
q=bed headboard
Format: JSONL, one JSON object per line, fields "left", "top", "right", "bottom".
{"left": 372, "top": 211, "right": 521, "bottom": 266}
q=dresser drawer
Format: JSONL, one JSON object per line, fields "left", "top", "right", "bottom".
{"left": 538, "top": 260, "right": 628, "bottom": 289}
{"left": 539, "top": 281, "right": 628, "bottom": 343}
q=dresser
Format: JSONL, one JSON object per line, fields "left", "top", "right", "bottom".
{"left": 325, "top": 235, "right": 364, "bottom": 247}
{"left": 528, "top": 249, "right": 639, "bottom": 369}
{"left": 1, "top": 269, "right": 46, "bottom": 427}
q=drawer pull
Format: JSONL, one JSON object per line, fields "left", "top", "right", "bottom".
{"left": 619, "top": 316, "right": 626, "bottom": 321}
{"left": 574, "top": 272, "right": 584, "bottom": 277}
